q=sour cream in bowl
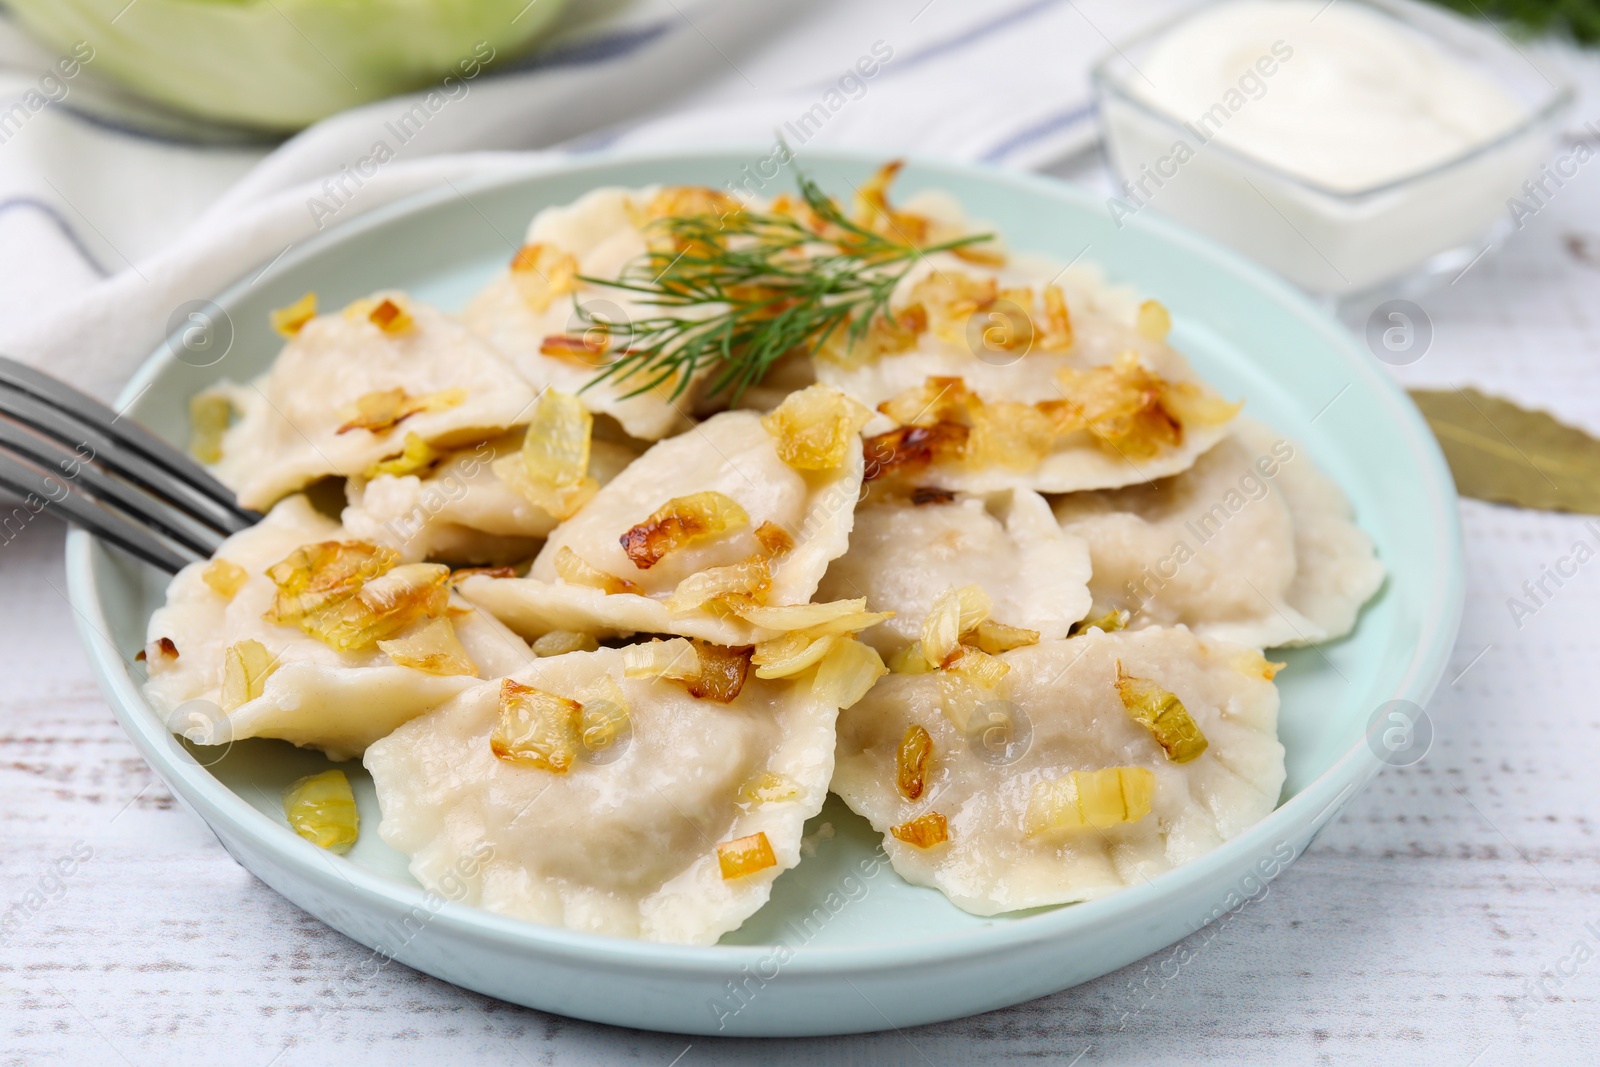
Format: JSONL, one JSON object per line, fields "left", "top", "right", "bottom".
{"left": 1093, "top": 0, "right": 1574, "bottom": 296}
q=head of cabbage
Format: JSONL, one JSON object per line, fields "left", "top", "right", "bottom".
{"left": 7, "top": 0, "right": 570, "bottom": 132}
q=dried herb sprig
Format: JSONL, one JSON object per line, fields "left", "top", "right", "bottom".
{"left": 575, "top": 170, "right": 992, "bottom": 402}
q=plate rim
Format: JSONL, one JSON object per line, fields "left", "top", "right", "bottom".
{"left": 64, "top": 145, "right": 1465, "bottom": 978}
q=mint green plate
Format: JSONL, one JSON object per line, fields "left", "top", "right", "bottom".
{"left": 65, "top": 149, "right": 1463, "bottom": 1036}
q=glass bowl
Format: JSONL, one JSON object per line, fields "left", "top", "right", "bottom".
{"left": 1092, "top": 0, "right": 1575, "bottom": 297}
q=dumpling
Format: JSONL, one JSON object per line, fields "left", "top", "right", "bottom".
{"left": 463, "top": 186, "right": 730, "bottom": 441}
{"left": 1254, "top": 422, "right": 1386, "bottom": 640}
{"left": 815, "top": 257, "right": 1238, "bottom": 495}
{"left": 340, "top": 429, "right": 641, "bottom": 565}
{"left": 831, "top": 627, "right": 1286, "bottom": 915}
{"left": 1052, "top": 418, "right": 1382, "bottom": 647}
{"left": 143, "top": 495, "right": 533, "bottom": 761}
{"left": 1051, "top": 430, "right": 1309, "bottom": 647}
{"left": 206, "top": 292, "right": 537, "bottom": 510}
{"left": 364, "top": 640, "right": 838, "bottom": 944}
{"left": 459, "top": 403, "right": 863, "bottom": 646}
{"left": 815, "top": 488, "right": 1092, "bottom": 656}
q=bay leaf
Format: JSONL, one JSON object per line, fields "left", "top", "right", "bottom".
{"left": 1408, "top": 388, "right": 1600, "bottom": 514}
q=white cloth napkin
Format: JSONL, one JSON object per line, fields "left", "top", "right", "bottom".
{"left": 0, "top": 0, "right": 1195, "bottom": 400}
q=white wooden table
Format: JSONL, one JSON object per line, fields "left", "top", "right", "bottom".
{"left": 5, "top": 147, "right": 1599, "bottom": 1067}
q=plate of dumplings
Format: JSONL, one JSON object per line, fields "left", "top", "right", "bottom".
{"left": 68, "top": 149, "right": 1462, "bottom": 1036}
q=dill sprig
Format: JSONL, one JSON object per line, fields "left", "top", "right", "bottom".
{"left": 574, "top": 171, "right": 992, "bottom": 402}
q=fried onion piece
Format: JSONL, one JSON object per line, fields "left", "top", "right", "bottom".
{"left": 552, "top": 545, "right": 641, "bottom": 595}
{"left": 378, "top": 617, "right": 479, "bottom": 677}
{"left": 970, "top": 620, "right": 1040, "bottom": 655}
{"left": 908, "top": 272, "right": 999, "bottom": 347}
{"left": 368, "top": 297, "right": 414, "bottom": 334}
{"left": 811, "top": 638, "right": 887, "bottom": 710}
{"left": 935, "top": 645, "right": 1011, "bottom": 733}
{"left": 493, "top": 390, "right": 598, "bottom": 520}
{"left": 738, "top": 771, "right": 800, "bottom": 807}
{"left": 283, "top": 770, "right": 359, "bottom": 853}
{"left": 270, "top": 292, "right": 317, "bottom": 338}
{"left": 619, "top": 491, "right": 749, "bottom": 570}
{"left": 921, "top": 584, "right": 994, "bottom": 668}
{"left": 760, "top": 384, "right": 873, "bottom": 471}
{"left": 264, "top": 540, "right": 399, "bottom": 626}
{"left": 532, "top": 630, "right": 602, "bottom": 657}
{"left": 635, "top": 186, "right": 744, "bottom": 256}
{"left": 1069, "top": 608, "right": 1130, "bottom": 637}
{"left": 201, "top": 559, "right": 249, "bottom": 601}
{"left": 1023, "top": 767, "right": 1156, "bottom": 836}
{"left": 815, "top": 304, "right": 927, "bottom": 369}
{"left": 1115, "top": 662, "right": 1208, "bottom": 763}
{"left": 364, "top": 432, "right": 441, "bottom": 479}
{"left": 510, "top": 243, "right": 578, "bottom": 313}
{"left": 539, "top": 331, "right": 611, "bottom": 368}
{"left": 716, "top": 831, "right": 777, "bottom": 879}
{"left": 686, "top": 641, "right": 753, "bottom": 703}
{"left": 851, "top": 161, "right": 1004, "bottom": 266}
{"left": 620, "top": 639, "right": 701, "bottom": 681}
{"left": 1054, "top": 352, "right": 1239, "bottom": 461}
{"left": 490, "top": 678, "right": 583, "bottom": 774}
{"left": 896, "top": 724, "right": 932, "bottom": 800}
{"left": 220, "top": 638, "right": 277, "bottom": 712}
{"left": 1230, "top": 648, "right": 1286, "bottom": 681}
{"left": 188, "top": 392, "right": 234, "bottom": 464}
{"left": 890, "top": 811, "right": 949, "bottom": 849}
{"left": 1136, "top": 299, "right": 1172, "bottom": 341}
{"left": 335, "top": 387, "right": 467, "bottom": 436}
{"left": 263, "top": 541, "right": 449, "bottom": 652}
{"left": 307, "top": 563, "right": 452, "bottom": 652}
{"left": 861, "top": 422, "right": 969, "bottom": 483}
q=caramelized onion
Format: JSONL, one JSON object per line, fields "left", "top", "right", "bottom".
{"left": 368, "top": 297, "right": 414, "bottom": 334}
{"left": 220, "top": 638, "right": 277, "bottom": 712}
{"left": 201, "top": 558, "right": 248, "bottom": 600}
{"left": 1136, "top": 299, "right": 1171, "bottom": 341}
{"left": 760, "top": 383, "right": 873, "bottom": 470}
{"left": 553, "top": 546, "right": 640, "bottom": 595}
{"left": 896, "top": 724, "right": 932, "bottom": 800}
{"left": 532, "top": 630, "right": 601, "bottom": 657}
{"left": 491, "top": 678, "right": 583, "bottom": 774}
{"left": 378, "top": 617, "right": 478, "bottom": 677}
{"left": 188, "top": 392, "right": 234, "bottom": 464}
{"left": 283, "top": 770, "right": 359, "bottom": 853}
{"left": 970, "top": 620, "right": 1039, "bottom": 655}
{"left": 810, "top": 637, "right": 887, "bottom": 710}
{"left": 510, "top": 243, "right": 578, "bottom": 313}
{"left": 716, "top": 831, "right": 777, "bottom": 880}
{"left": 269, "top": 292, "right": 317, "bottom": 337}
{"left": 1024, "top": 767, "right": 1155, "bottom": 836}
{"left": 861, "top": 422, "right": 969, "bottom": 483}
{"left": 1230, "top": 648, "right": 1286, "bottom": 680}
{"left": 364, "top": 432, "right": 441, "bottom": 479}
{"left": 620, "top": 491, "right": 749, "bottom": 570}
{"left": 738, "top": 772, "right": 799, "bottom": 807}
{"left": 921, "top": 584, "right": 993, "bottom": 668}
{"left": 335, "top": 387, "right": 465, "bottom": 436}
{"left": 1115, "top": 662, "right": 1208, "bottom": 763}
{"left": 686, "top": 641, "right": 753, "bottom": 703}
{"left": 890, "top": 811, "right": 949, "bottom": 849}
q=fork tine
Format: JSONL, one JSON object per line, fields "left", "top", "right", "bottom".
{"left": 0, "top": 365, "right": 257, "bottom": 535}
{"left": 0, "top": 417, "right": 224, "bottom": 559}
{"left": 0, "top": 449, "right": 193, "bottom": 573}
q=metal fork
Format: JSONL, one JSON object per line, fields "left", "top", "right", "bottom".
{"left": 0, "top": 355, "right": 259, "bottom": 573}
